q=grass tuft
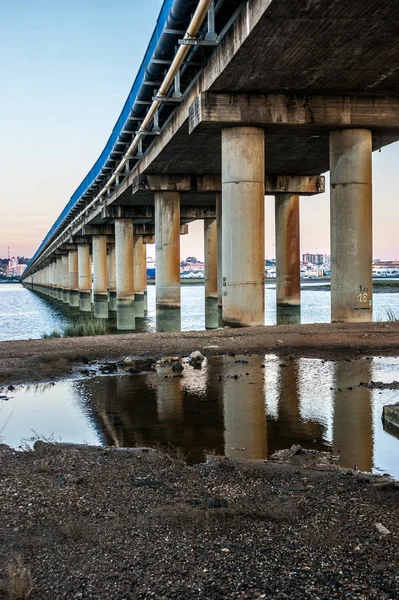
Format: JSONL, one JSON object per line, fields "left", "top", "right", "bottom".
{"left": 40, "top": 330, "right": 62, "bottom": 339}
{"left": 63, "top": 318, "right": 107, "bottom": 337}
{"left": 7, "top": 556, "right": 33, "bottom": 600}
{"left": 386, "top": 309, "right": 399, "bottom": 322}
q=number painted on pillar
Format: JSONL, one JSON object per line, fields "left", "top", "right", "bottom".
{"left": 357, "top": 293, "right": 369, "bottom": 303}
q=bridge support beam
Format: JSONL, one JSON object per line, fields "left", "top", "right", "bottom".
{"left": 216, "top": 194, "right": 222, "bottom": 309}
{"left": 275, "top": 193, "right": 300, "bottom": 322}
{"left": 78, "top": 243, "right": 92, "bottom": 312}
{"left": 68, "top": 249, "right": 79, "bottom": 307}
{"left": 155, "top": 192, "right": 181, "bottom": 308}
{"left": 61, "top": 254, "right": 69, "bottom": 304}
{"left": 134, "top": 234, "right": 146, "bottom": 318}
{"left": 108, "top": 243, "right": 117, "bottom": 312}
{"left": 222, "top": 127, "right": 265, "bottom": 326}
{"left": 330, "top": 129, "right": 372, "bottom": 322}
{"left": 115, "top": 219, "right": 135, "bottom": 330}
{"left": 204, "top": 218, "right": 218, "bottom": 300}
{"left": 92, "top": 235, "right": 109, "bottom": 319}
{"left": 56, "top": 257, "right": 62, "bottom": 301}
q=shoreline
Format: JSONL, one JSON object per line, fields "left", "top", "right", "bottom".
{"left": 1, "top": 321, "right": 399, "bottom": 386}
{"left": 1, "top": 442, "right": 398, "bottom": 599}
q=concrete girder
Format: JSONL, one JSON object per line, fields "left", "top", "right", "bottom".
{"left": 131, "top": 174, "right": 325, "bottom": 197}
{"left": 132, "top": 174, "right": 221, "bottom": 195}
{"left": 101, "top": 205, "right": 217, "bottom": 220}
{"left": 190, "top": 93, "right": 399, "bottom": 136}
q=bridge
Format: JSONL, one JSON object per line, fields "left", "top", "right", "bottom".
{"left": 22, "top": 0, "right": 399, "bottom": 329}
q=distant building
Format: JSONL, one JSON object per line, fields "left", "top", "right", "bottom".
{"left": 302, "top": 253, "right": 325, "bottom": 266}
{"left": 6, "top": 256, "right": 27, "bottom": 278}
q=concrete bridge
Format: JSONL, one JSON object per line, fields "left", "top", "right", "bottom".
{"left": 22, "top": 0, "right": 399, "bottom": 329}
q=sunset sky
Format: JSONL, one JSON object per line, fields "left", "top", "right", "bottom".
{"left": 1, "top": 0, "right": 399, "bottom": 261}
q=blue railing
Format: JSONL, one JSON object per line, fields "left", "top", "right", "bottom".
{"left": 29, "top": 0, "right": 174, "bottom": 267}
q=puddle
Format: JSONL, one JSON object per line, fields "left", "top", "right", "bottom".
{"left": 1, "top": 355, "right": 399, "bottom": 478}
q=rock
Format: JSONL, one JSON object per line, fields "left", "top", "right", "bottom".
{"left": 382, "top": 402, "right": 399, "bottom": 432}
{"left": 99, "top": 363, "right": 118, "bottom": 374}
{"left": 204, "top": 497, "right": 228, "bottom": 509}
{"left": 171, "top": 363, "right": 184, "bottom": 374}
{"left": 121, "top": 357, "right": 133, "bottom": 365}
{"left": 7, "top": 385, "right": 15, "bottom": 391}
{"left": 375, "top": 522, "right": 390, "bottom": 535}
{"left": 235, "top": 359, "right": 248, "bottom": 364}
{"left": 290, "top": 444, "right": 303, "bottom": 456}
{"left": 0, "top": 395, "right": 9, "bottom": 401}
{"left": 188, "top": 351, "right": 205, "bottom": 368}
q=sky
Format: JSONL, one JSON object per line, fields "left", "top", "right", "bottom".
{"left": 1, "top": 0, "right": 399, "bottom": 262}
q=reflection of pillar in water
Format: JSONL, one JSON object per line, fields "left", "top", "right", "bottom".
{"left": 156, "top": 370, "right": 184, "bottom": 425}
{"left": 205, "top": 298, "right": 219, "bottom": 330}
{"left": 156, "top": 307, "right": 181, "bottom": 333}
{"left": 272, "top": 359, "right": 324, "bottom": 452}
{"left": 222, "top": 356, "right": 267, "bottom": 459}
{"left": 333, "top": 359, "right": 373, "bottom": 472}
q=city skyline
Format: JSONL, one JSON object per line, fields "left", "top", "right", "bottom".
{"left": 2, "top": 1, "right": 399, "bottom": 261}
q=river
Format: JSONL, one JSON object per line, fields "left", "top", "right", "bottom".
{"left": 1, "top": 282, "right": 399, "bottom": 341}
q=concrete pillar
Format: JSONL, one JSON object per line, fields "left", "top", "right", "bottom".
{"left": 92, "top": 235, "right": 109, "bottom": 319}
{"left": 330, "top": 129, "right": 372, "bottom": 322}
{"left": 56, "top": 257, "right": 63, "bottom": 300}
{"left": 155, "top": 192, "right": 180, "bottom": 308}
{"left": 134, "top": 234, "right": 146, "bottom": 318}
{"left": 108, "top": 244, "right": 117, "bottom": 312}
{"left": 204, "top": 218, "right": 218, "bottom": 300}
{"left": 222, "top": 127, "right": 265, "bottom": 326}
{"left": 275, "top": 193, "right": 300, "bottom": 323}
{"left": 62, "top": 254, "right": 69, "bottom": 304}
{"left": 50, "top": 262, "right": 56, "bottom": 298}
{"left": 68, "top": 249, "right": 79, "bottom": 307}
{"left": 78, "top": 243, "right": 92, "bottom": 312}
{"left": 216, "top": 193, "right": 222, "bottom": 308}
{"left": 115, "top": 219, "right": 135, "bottom": 330}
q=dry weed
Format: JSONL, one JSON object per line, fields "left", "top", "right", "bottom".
{"left": 7, "top": 557, "right": 33, "bottom": 600}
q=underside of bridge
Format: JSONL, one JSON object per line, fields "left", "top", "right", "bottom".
{"left": 24, "top": 0, "right": 399, "bottom": 329}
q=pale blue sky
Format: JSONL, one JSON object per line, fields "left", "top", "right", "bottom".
{"left": 1, "top": 0, "right": 398, "bottom": 261}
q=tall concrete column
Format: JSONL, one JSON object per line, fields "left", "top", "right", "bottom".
{"left": 222, "top": 127, "right": 265, "bottom": 326}
{"left": 204, "top": 218, "right": 218, "bottom": 299}
{"left": 134, "top": 234, "right": 146, "bottom": 318}
{"left": 115, "top": 219, "right": 135, "bottom": 330}
{"left": 275, "top": 193, "right": 300, "bottom": 322}
{"left": 92, "top": 235, "right": 109, "bottom": 319}
{"left": 56, "top": 257, "right": 63, "bottom": 300}
{"left": 62, "top": 254, "right": 69, "bottom": 304}
{"left": 330, "top": 129, "right": 372, "bottom": 322}
{"left": 108, "top": 244, "right": 117, "bottom": 312}
{"left": 155, "top": 192, "right": 181, "bottom": 308}
{"left": 50, "top": 262, "right": 56, "bottom": 298}
{"left": 68, "top": 249, "right": 79, "bottom": 307}
{"left": 78, "top": 243, "right": 92, "bottom": 312}
{"left": 216, "top": 193, "right": 222, "bottom": 308}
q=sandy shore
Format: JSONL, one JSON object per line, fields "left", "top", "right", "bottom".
{"left": 1, "top": 321, "right": 399, "bottom": 385}
{"left": 1, "top": 442, "right": 398, "bottom": 599}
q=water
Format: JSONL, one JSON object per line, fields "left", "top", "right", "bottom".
{"left": 1, "top": 282, "right": 399, "bottom": 341}
{"left": 1, "top": 354, "right": 399, "bottom": 478}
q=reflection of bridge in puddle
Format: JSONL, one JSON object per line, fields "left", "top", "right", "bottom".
{"left": 74, "top": 356, "right": 374, "bottom": 467}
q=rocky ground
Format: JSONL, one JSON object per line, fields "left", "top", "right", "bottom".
{"left": 1, "top": 442, "right": 398, "bottom": 599}
{"left": 1, "top": 321, "right": 399, "bottom": 385}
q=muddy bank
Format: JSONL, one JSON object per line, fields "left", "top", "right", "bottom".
{"left": 1, "top": 443, "right": 398, "bottom": 599}
{"left": 1, "top": 322, "right": 399, "bottom": 385}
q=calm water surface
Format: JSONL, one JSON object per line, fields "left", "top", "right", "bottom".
{"left": 1, "top": 355, "right": 399, "bottom": 478}
{"left": 1, "top": 283, "right": 399, "bottom": 341}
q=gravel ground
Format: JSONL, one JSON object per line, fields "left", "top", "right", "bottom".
{"left": 1, "top": 321, "right": 399, "bottom": 385}
{"left": 1, "top": 442, "right": 398, "bottom": 599}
